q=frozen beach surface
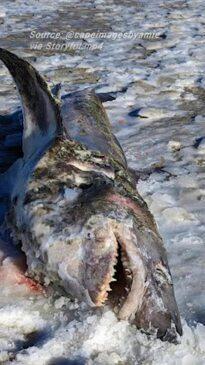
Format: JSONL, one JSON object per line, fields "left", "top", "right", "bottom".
{"left": 1, "top": 303, "right": 205, "bottom": 365}
{"left": 0, "top": 0, "right": 205, "bottom": 363}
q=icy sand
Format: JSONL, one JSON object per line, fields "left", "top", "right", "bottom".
{"left": 0, "top": 0, "right": 205, "bottom": 363}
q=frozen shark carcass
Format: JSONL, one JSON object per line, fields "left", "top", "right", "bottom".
{"left": 0, "top": 48, "right": 182, "bottom": 342}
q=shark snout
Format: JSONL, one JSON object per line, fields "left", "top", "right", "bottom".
{"left": 133, "top": 259, "right": 183, "bottom": 342}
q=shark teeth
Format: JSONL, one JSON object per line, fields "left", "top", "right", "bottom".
{"left": 121, "top": 250, "right": 131, "bottom": 270}
{"left": 96, "top": 241, "right": 133, "bottom": 308}
{"left": 95, "top": 245, "right": 119, "bottom": 305}
{"left": 106, "top": 287, "right": 112, "bottom": 292}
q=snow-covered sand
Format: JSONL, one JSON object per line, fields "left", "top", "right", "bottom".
{"left": 0, "top": 0, "right": 204, "bottom": 363}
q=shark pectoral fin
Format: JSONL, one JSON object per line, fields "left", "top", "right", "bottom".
{"left": 0, "top": 48, "right": 62, "bottom": 160}
{"left": 0, "top": 49, "right": 63, "bottom": 219}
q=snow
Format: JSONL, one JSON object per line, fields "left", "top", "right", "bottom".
{"left": 0, "top": 305, "right": 205, "bottom": 365}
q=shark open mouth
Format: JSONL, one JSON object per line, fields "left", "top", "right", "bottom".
{"left": 108, "top": 242, "right": 133, "bottom": 313}
{"left": 90, "top": 236, "right": 146, "bottom": 321}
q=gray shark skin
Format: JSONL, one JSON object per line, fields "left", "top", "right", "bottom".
{"left": 0, "top": 48, "right": 182, "bottom": 342}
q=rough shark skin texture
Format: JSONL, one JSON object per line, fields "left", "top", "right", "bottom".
{"left": 0, "top": 48, "right": 182, "bottom": 342}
